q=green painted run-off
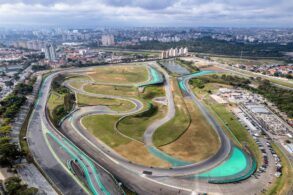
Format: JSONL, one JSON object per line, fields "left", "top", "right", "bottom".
{"left": 147, "top": 146, "right": 191, "bottom": 167}
{"left": 198, "top": 147, "right": 247, "bottom": 177}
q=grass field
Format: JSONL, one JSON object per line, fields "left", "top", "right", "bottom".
{"left": 67, "top": 75, "right": 91, "bottom": 81}
{"left": 114, "top": 141, "right": 170, "bottom": 168}
{"left": 88, "top": 65, "right": 149, "bottom": 84}
{"left": 266, "top": 143, "right": 293, "bottom": 195}
{"left": 117, "top": 84, "right": 167, "bottom": 141}
{"left": 68, "top": 80, "right": 84, "bottom": 89}
{"left": 210, "top": 56, "right": 284, "bottom": 66}
{"left": 83, "top": 84, "right": 138, "bottom": 97}
{"left": 76, "top": 93, "right": 135, "bottom": 112}
{"left": 47, "top": 91, "right": 65, "bottom": 118}
{"left": 82, "top": 115, "right": 129, "bottom": 147}
{"left": 208, "top": 102, "right": 261, "bottom": 162}
{"left": 118, "top": 104, "right": 167, "bottom": 141}
{"left": 192, "top": 83, "right": 262, "bottom": 165}
{"left": 153, "top": 79, "right": 190, "bottom": 146}
{"left": 160, "top": 99, "right": 220, "bottom": 162}
{"left": 140, "top": 85, "right": 165, "bottom": 100}
{"left": 267, "top": 78, "right": 293, "bottom": 88}
{"left": 81, "top": 114, "right": 170, "bottom": 167}
{"left": 191, "top": 82, "right": 231, "bottom": 99}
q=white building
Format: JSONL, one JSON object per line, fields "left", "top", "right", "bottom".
{"left": 44, "top": 44, "right": 57, "bottom": 61}
{"left": 160, "top": 51, "right": 168, "bottom": 59}
{"left": 178, "top": 47, "right": 184, "bottom": 55}
{"left": 79, "top": 49, "right": 87, "bottom": 55}
{"left": 101, "top": 35, "right": 115, "bottom": 46}
{"left": 183, "top": 47, "right": 188, "bottom": 55}
{"left": 160, "top": 47, "right": 189, "bottom": 59}
{"left": 13, "top": 40, "right": 45, "bottom": 50}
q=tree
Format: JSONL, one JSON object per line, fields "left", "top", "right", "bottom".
{"left": 190, "top": 78, "right": 205, "bottom": 89}
{"left": 0, "top": 125, "right": 11, "bottom": 136}
{"left": 0, "top": 136, "right": 11, "bottom": 144}
{"left": 52, "top": 75, "right": 66, "bottom": 91}
{"left": 14, "top": 83, "right": 33, "bottom": 95}
{"left": 286, "top": 74, "right": 293, "bottom": 79}
{"left": 0, "top": 95, "right": 26, "bottom": 119}
{"left": 5, "top": 177, "right": 22, "bottom": 195}
{"left": 0, "top": 143, "right": 21, "bottom": 165}
{"left": 32, "top": 65, "right": 49, "bottom": 71}
{"left": 5, "top": 177, "right": 38, "bottom": 195}
{"left": 64, "top": 93, "right": 75, "bottom": 112}
{"left": 5, "top": 81, "right": 13, "bottom": 87}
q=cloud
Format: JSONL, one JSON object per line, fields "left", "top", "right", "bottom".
{"left": 103, "top": 0, "right": 177, "bottom": 10}
{"left": 0, "top": 0, "right": 292, "bottom": 27}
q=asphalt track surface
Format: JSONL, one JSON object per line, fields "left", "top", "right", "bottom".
{"left": 27, "top": 63, "right": 264, "bottom": 194}
{"left": 27, "top": 68, "right": 125, "bottom": 195}
{"left": 143, "top": 63, "right": 176, "bottom": 147}
{"left": 60, "top": 63, "right": 233, "bottom": 176}
{"left": 27, "top": 72, "right": 88, "bottom": 195}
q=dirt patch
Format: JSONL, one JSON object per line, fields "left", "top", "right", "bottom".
{"left": 83, "top": 84, "right": 138, "bottom": 97}
{"left": 160, "top": 99, "right": 220, "bottom": 163}
{"left": 87, "top": 65, "right": 148, "bottom": 84}
{"left": 201, "top": 66, "right": 223, "bottom": 71}
{"left": 86, "top": 71, "right": 96, "bottom": 74}
{"left": 114, "top": 141, "right": 170, "bottom": 168}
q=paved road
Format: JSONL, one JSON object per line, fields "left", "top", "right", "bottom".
{"left": 27, "top": 70, "right": 124, "bottom": 195}
{"left": 143, "top": 63, "right": 175, "bottom": 146}
{"left": 28, "top": 62, "right": 277, "bottom": 195}
{"left": 180, "top": 72, "right": 232, "bottom": 172}
{"left": 61, "top": 63, "right": 233, "bottom": 177}
{"left": 64, "top": 81, "right": 144, "bottom": 116}
{"left": 212, "top": 62, "right": 293, "bottom": 90}
{"left": 27, "top": 73, "right": 87, "bottom": 195}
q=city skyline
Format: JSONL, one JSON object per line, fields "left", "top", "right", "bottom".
{"left": 0, "top": 0, "right": 293, "bottom": 28}
{"left": 0, "top": 4, "right": 293, "bottom": 193}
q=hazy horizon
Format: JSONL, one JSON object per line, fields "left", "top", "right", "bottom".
{"left": 0, "top": 0, "right": 292, "bottom": 28}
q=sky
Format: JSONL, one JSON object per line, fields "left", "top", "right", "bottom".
{"left": 0, "top": 0, "right": 292, "bottom": 28}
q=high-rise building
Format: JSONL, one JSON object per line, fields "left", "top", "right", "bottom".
{"left": 13, "top": 40, "right": 46, "bottom": 50}
{"left": 178, "top": 47, "right": 184, "bottom": 55}
{"left": 168, "top": 48, "right": 174, "bottom": 57}
{"left": 160, "top": 51, "right": 164, "bottom": 59}
{"left": 160, "top": 50, "right": 169, "bottom": 59}
{"left": 183, "top": 47, "right": 188, "bottom": 55}
{"left": 160, "top": 47, "right": 189, "bottom": 59}
{"left": 101, "top": 35, "right": 115, "bottom": 46}
{"left": 44, "top": 44, "right": 57, "bottom": 61}
{"left": 174, "top": 48, "right": 179, "bottom": 56}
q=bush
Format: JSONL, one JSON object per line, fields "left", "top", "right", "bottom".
{"left": 190, "top": 78, "right": 205, "bottom": 89}
{"left": 136, "top": 103, "right": 157, "bottom": 118}
{"left": 52, "top": 75, "right": 68, "bottom": 93}
{"left": 14, "top": 83, "right": 33, "bottom": 95}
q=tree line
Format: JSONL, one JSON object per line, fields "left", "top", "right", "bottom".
{"left": 0, "top": 78, "right": 38, "bottom": 194}
{"left": 190, "top": 74, "right": 293, "bottom": 118}
{"left": 126, "top": 37, "right": 293, "bottom": 59}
